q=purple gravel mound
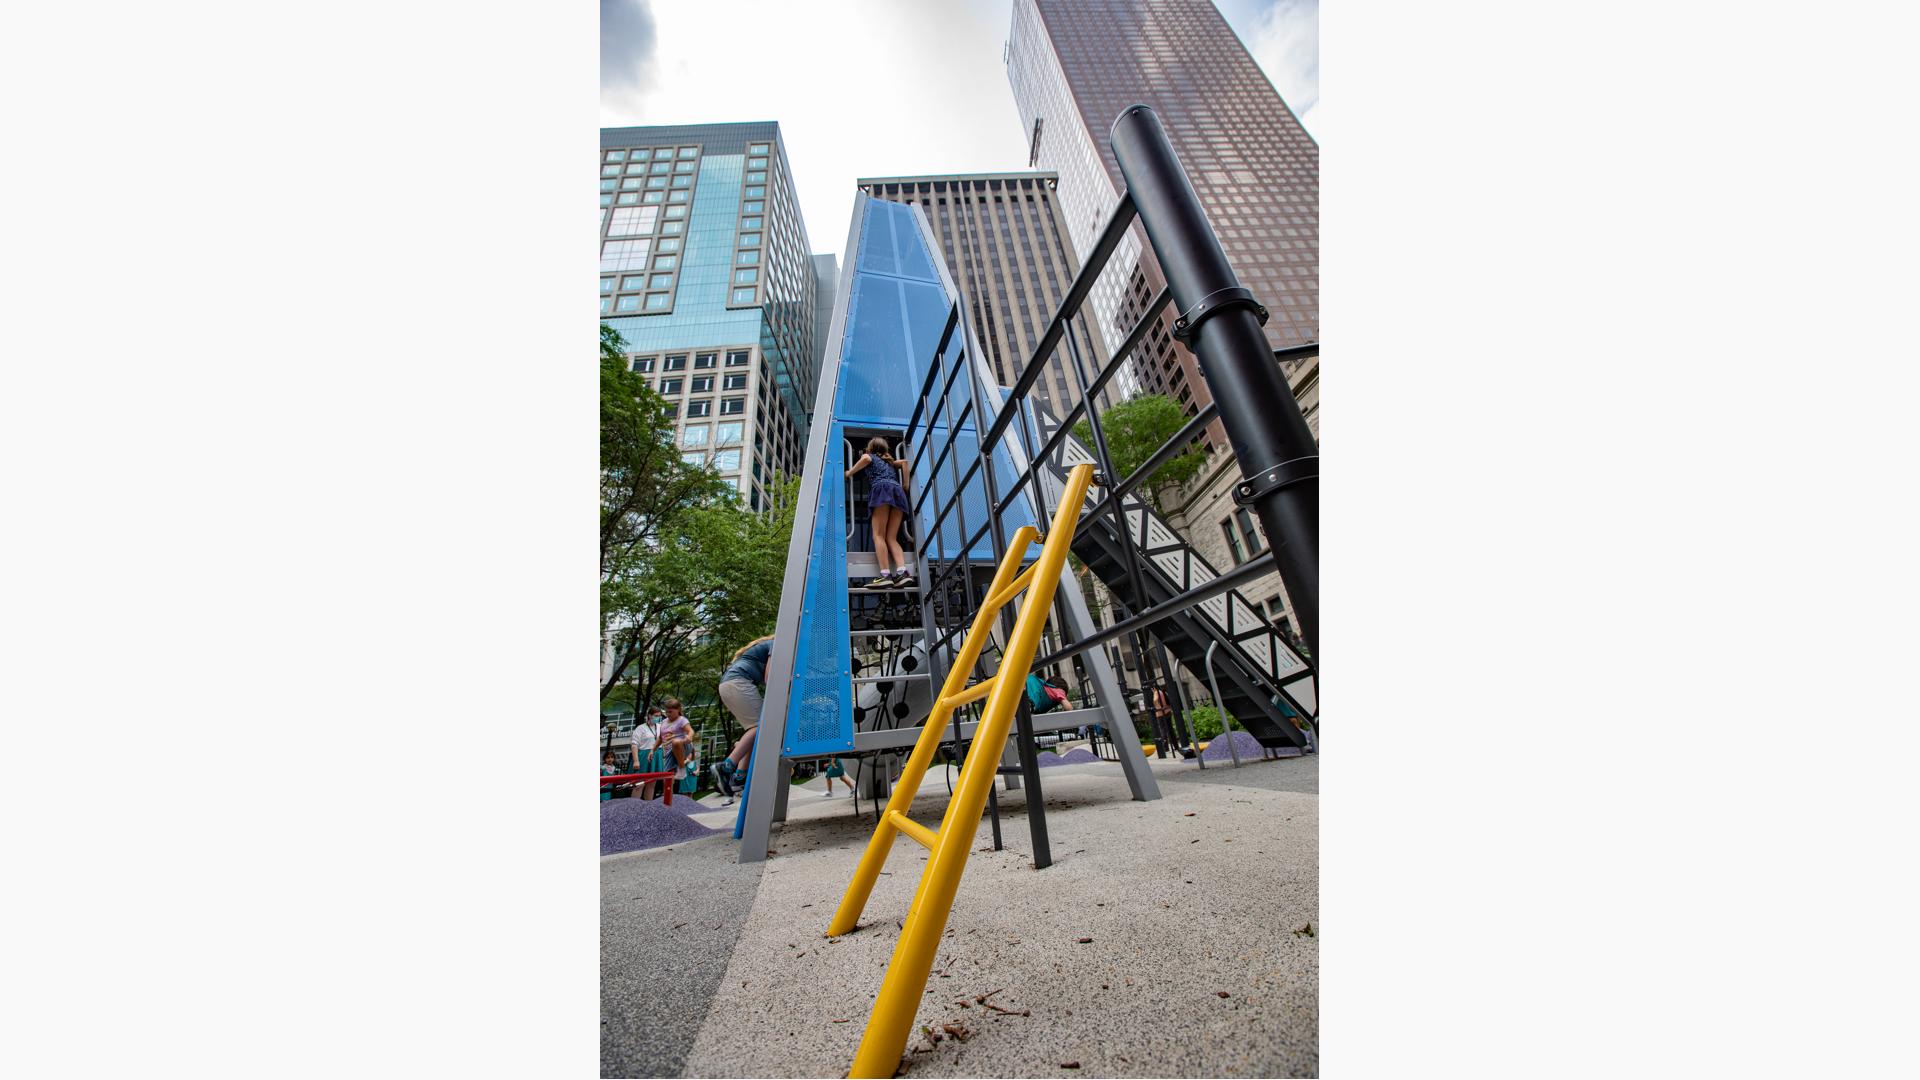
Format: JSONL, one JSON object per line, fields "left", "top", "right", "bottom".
{"left": 1199, "top": 729, "right": 1273, "bottom": 761}
{"left": 1035, "top": 746, "right": 1103, "bottom": 767}
{"left": 601, "top": 796, "right": 718, "bottom": 855}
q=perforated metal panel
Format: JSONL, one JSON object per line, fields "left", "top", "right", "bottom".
{"left": 787, "top": 431, "right": 853, "bottom": 754}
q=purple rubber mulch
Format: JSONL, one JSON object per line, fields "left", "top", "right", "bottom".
{"left": 601, "top": 796, "right": 720, "bottom": 855}
{"left": 1199, "top": 729, "right": 1304, "bottom": 761}
{"left": 1036, "top": 746, "right": 1104, "bottom": 767}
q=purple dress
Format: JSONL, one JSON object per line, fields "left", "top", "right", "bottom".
{"left": 867, "top": 455, "right": 910, "bottom": 512}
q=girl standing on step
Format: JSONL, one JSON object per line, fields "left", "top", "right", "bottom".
{"left": 846, "top": 436, "right": 911, "bottom": 589}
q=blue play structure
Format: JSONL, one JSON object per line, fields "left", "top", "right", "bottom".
{"left": 778, "top": 197, "right": 1040, "bottom": 762}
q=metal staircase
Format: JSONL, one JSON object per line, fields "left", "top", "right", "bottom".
{"left": 1024, "top": 405, "right": 1317, "bottom": 748}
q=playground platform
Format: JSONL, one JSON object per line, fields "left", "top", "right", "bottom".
{"left": 601, "top": 749, "right": 1318, "bottom": 1078}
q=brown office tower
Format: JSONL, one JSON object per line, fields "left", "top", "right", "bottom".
{"left": 861, "top": 172, "right": 1113, "bottom": 423}
{"left": 1006, "top": 0, "right": 1318, "bottom": 642}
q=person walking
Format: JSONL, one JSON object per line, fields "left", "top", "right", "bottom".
{"left": 1152, "top": 685, "right": 1177, "bottom": 758}
{"left": 712, "top": 635, "right": 774, "bottom": 804}
{"left": 819, "top": 757, "right": 852, "bottom": 797}
{"left": 845, "top": 436, "right": 912, "bottom": 589}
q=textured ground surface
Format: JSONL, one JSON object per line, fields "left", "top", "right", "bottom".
{"left": 601, "top": 796, "right": 730, "bottom": 856}
{"left": 654, "top": 753, "right": 1319, "bottom": 1078}
{"left": 602, "top": 831, "right": 764, "bottom": 1078}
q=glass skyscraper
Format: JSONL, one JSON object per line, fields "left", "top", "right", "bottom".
{"left": 1006, "top": 0, "right": 1319, "bottom": 449}
{"left": 1006, "top": 0, "right": 1318, "bottom": 642}
{"left": 599, "top": 121, "right": 824, "bottom": 512}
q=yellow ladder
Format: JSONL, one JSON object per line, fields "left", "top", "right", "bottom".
{"left": 827, "top": 463, "right": 1096, "bottom": 1078}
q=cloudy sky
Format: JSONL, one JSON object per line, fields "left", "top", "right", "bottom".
{"left": 601, "top": 0, "right": 1317, "bottom": 260}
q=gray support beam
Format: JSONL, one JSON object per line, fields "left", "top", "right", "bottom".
{"left": 1053, "top": 557, "right": 1161, "bottom": 801}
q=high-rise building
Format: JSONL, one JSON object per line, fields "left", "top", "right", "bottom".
{"left": 599, "top": 121, "right": 825, "bottom": 512}
{"left": 859, "top": 172, "right": 1113, "bottom": 423}
{"left": 1006, "top": 0, "right": 1318, "bottom": 444}
{"left": 1006, "top": 0, "right": 1318, "bottom": 643}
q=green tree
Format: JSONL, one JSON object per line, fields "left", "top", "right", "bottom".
{"left": 600, "top": 323, "right": 731, "bottom": 700}
{"left": 1071, "top": 393, "right": 1205, "bottom": 511}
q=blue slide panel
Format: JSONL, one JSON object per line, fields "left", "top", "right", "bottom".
{"left": 784, "top": 430, "right": 853, "bottom": 756}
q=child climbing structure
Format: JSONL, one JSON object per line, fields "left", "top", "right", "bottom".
{"left": 731, "top": 193, "right": 1159, "bottom": 863}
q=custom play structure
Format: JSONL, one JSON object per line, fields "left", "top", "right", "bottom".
{"left": 724, "top": 107, "right": 1319, "bottom": 1075}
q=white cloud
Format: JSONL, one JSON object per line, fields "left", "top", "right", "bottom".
{"left": 601, "top": 1, "right": 1318, "bottom": 257}
{"left": 1236, "top": 0, "right": 1319, "bottom": 137}
{"left": 603, "top": 0, "right": 1029, "bottom": 260}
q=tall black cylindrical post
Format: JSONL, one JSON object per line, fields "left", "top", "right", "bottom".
{"left": 1110, "top": 105, "right": 1319, "bottom": 662}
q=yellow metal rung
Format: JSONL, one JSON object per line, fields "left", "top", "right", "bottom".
{"left": 984, "top": 561, "right": 1039, "bottom": 610}
{"left": 940, "top": 675, "right": 998, "bottom": 711}
{"left": 824, "top": 462, "right": 1098, "bottom": 1079}
{"left": 886, "top": 810, "right": 937, "bottom": 850}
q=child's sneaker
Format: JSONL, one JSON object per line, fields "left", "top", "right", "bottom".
{"left": 709, "top": 763, "right": 734, "bottom": 798}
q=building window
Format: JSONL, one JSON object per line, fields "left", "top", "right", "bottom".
{"left": 653, "top": 255, "right": 676, "bottom": 271}
{"left": 644, "top": 293, "right": 670, "bottom": 311}
{"left": 725, "top": 350, "right": 749, "bottom": 367}
{"left": 600, "top": 238, "right": 651, "bottom": 272}
{"left": 599, "top": 298, "right": 611, "bottom": 314}
{"left": 604, "top": 150, "right": 626, "bottom": 162}
{"left": 656, "top": 237, "right": 681, "bottom": 253}
{"left": 712, "top": 449, "right": 742, "bottom": 471}
{"left": 744, "top": 186, "right": 764, "bottom": 198}
{"left": 620, "top": 177, "right": 642, "bottom": 190}
{"left": 739, "top": 233, "right": 761, "bottom": 247}
{"left": 648, "top": 272, "right": 672, "bottom": 288}
{"left": 745, "top": 171, "right": 766, "bottom": 185}
{"left": 646, "top": 176, "right": 667, "bottom": 189}
{"left": 682, "top": 425, "right": 709, "bottom": 448}
{"left": 730, "top": 287, "right": 757, "bottom": 304}
{"left": 631, "top": 357, "right": 654, "bottom": 373}
{"left": 665, "top": 204, "right": 687, "bottom": 218}
{"left": 723, "top": 373, "right": 747, "bottom": 390}
{"left": 736, "top": 250, "right": 759, "bottom": 265}
{"left": 716, "top": 421, "right": 743, "bottom": 446}
{"left": 740, "top": 217, "right": 763, "bottom": 230}
{"left": 615, "top": 295, "right": 640, "bottom": 313}
{"left": 659, "top": 378, "right": 682, "bottom": 395}
{"left": 681, "top": 451, "right": 706, "bottom": 467}
{"left": 720, "top": 397, "right": 745, "bottom": 415}
{"left": 674, "top": 159, "right": 693, "bottom": 173}
{"left": 742, "top": 201, "right": 764, "bottom": 214}
{"left": 643, "top": 191, "right": 664, "bottom": 204}
{"left": 608, "top": 205, "right": 659, "bottom": 236}
{"left": 694, "top": 353, "right": 717, "bottom": 369}
{"left": 600, "top": 277, "right": 616, "bottom": 294}
{"left": 686, "top": 400, "right": 711, "bottom": 418}
{"left": 733, "top": 268, "right": 759, "bottom": 285}
{"left": 668, "top": 190, "right": 688, "bottom": 203}
{"left": 662, "top": 221, "right": 683, "bottom": 235}
{"left": 678, "top": 146, "right": 697, "bottom": 159}
{"left": 670, "top": 174, "right": 691, "bottom": 188}
{"left": 619, "top": 274, "right": 645, "bottom": 291}
{"left": 690, "top": 375, "right": 713, "bottom": 392}
{"left": 1220, "top": 519, "right": 1245, "bottom": 565}
{"left": 616, "top": 192, "right": 638, "bottom": 205}
{"left": 748, "top": 143, "right": 769, "bottom": 154}
{"left": 650, "top": 161, "right": 669, "bottom": 174}
{"left": 664, "top": 355, "right": 687, "bottom": 371}
{"left": 1234, "top": 507, "right": 1265, "bottom": 558}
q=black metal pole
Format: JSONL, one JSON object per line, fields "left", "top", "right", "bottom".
{"left": 1110, "top": 104, "right": 1319, "bottom": 662}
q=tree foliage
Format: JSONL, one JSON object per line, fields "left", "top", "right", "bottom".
{"left": 1071, "top": 393, "right": 1205, "bottom": 511}
{"left": 600, "top": 325, "right": 799, "bottom": 706}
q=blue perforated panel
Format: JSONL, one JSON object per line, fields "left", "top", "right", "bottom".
{"left": 787, "top": 432, "right": 852, "bottom": 755}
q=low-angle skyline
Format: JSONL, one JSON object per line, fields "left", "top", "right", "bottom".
{"left": 601, "top": 0, "right": 1317, "bottom": 259}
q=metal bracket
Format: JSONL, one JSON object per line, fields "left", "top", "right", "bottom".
{"left": 1233, "top": 456, "right": 1318, "bottom": 505}
{"left": 1171, "top": 287, "right": 1267, "bottom": 342}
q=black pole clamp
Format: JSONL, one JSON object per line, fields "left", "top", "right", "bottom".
{"left": 1171, "top": 287, "right": 1268, "bottom": 342}
{"left": 1233, "top": 455, "right": 1318, "bottom": 506}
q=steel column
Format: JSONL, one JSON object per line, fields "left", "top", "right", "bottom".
{"left": 1111, "top": 104, "right": 1320, "bottom": 662}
